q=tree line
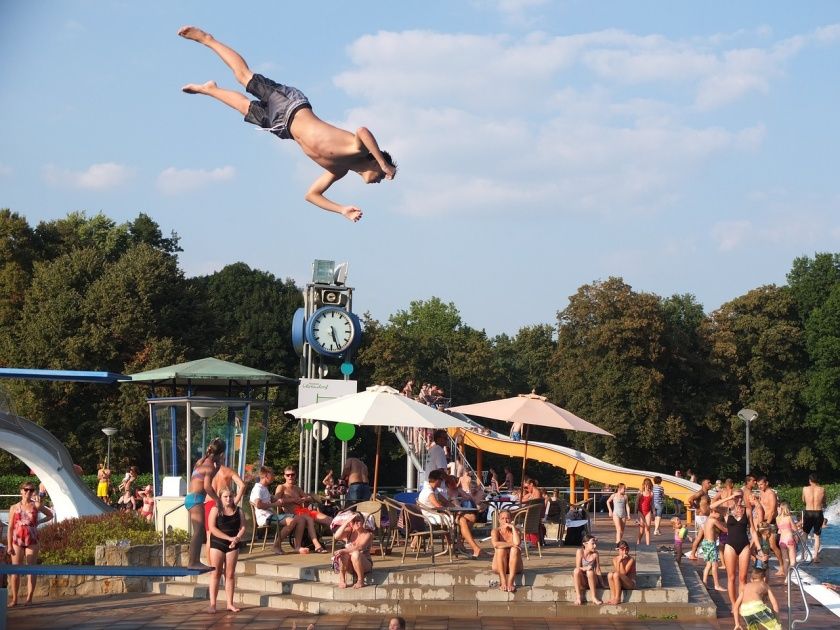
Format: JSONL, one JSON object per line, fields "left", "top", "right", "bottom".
{"left": 1, "top": 209, "right": 838, "bottom": 485}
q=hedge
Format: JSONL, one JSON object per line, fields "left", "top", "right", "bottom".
{"left": 37, "top": 511, "right": 189, "bottom": 565}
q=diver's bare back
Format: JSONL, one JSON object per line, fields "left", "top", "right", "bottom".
{"left": 290, "top": 110, "right": 363, "bottom": 174}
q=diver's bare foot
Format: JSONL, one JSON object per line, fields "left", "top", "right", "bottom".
{"left": 182, "top": 81, "right": 216, "bottom": 95}
{"left": 353, "top": 580, "right": 364, "bottom": 589}
{"left": 338, "top": 577, "right": 347, "bottom": 589}
{"left": 188, "top": 563, "right": 211, "bottom": 571}
{"left": 207, "top": 606, "right": 216, "bottom": 614}
{"left": 715, "top": 585, "right": 727, "bottom": 591}
{"left": 177, "top": 26, "right": 211, "bottom": 43}
{"left": 8, "top": 600, "right": 16, "bottom": 608}
{"left": 226, "top": 605, "right": 241, "bottom": 612}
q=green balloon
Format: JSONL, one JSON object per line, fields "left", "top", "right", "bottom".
{"left": 304, "top": 421, "right": 314, "bottom": 431}
{"left": 335, "top": 422, "right": 356, "bottom": 442}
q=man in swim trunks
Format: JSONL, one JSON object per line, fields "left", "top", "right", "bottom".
{"left": 802, "top": 472, "right": 826, "bottom": 563}
{"left": 96, "top": 463, "right": 111, "bottom": 504}
{"left": 178, "top": 26, "right": 396, "bottom": 223}
{"left": 249, "top": 466, "right": 304, "bottom": 554}
{"left": 342, "top": 456, "right": 372, "bottom": 505}
{"left": 275, "top": 466, "right": 331, "bottom": 553}
{"left": 756, "top": 475, "right": 785, "bottom": 576}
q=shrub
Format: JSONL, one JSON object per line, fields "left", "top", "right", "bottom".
{"left": 38, "top": 511, "right": 189, "bottom": 565}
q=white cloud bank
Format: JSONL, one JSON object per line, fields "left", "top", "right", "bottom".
{"left": 331, "top": 24, "right": 837, "bottom": 220}
{"left": 156, "top": 166, "right": 236, "bottom": 195}
{"left": 43, "top": 162, "right": 132, "bottom": 190}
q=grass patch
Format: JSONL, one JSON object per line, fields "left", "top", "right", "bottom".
{"left": 38, "top": 511, "right": 189, "bottom": 565}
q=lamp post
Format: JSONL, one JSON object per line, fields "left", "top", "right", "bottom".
{"left": 737, "top": 408, "right": 758, "bottom": 476}
{"left": 102, "top": 427, "right": 118, "bottom": 469}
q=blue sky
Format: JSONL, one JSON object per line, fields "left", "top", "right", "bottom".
{"left": 2, "top": 1, "right": 839, "bottom": 336}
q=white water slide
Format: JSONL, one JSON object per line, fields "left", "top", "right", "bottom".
{"left": 0, "top": 410, "right": 108, "bottom": 521}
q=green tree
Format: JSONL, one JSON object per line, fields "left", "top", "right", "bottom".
{"left": 0, "top": 210, "right": 40, "bottom": 362}
{"left": 802, "top": 283, "right": 840, "bottom": 470}
{"left": 702, "top": 286, "right": 808, "bottom": 479}
{"left": 787, "top": 253, "right": 840, "bottom": 323}
{"left": 551, "top": 277, "right": 670, "bottom": 469}
{"left": 658, "top": 294, "right": 714, "bottom": 471}
{"left": 5, "top": 242, "right": 198, "bottom": 470}
{"left": 357, "top": 297, "right": 498, "bottom": 404}
{"left": 189, "top": 263, "right": 302, "bottom": 377}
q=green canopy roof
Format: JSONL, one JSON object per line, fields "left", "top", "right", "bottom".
{"left": 126, "top": 357, "right": 297, "bottom": 387}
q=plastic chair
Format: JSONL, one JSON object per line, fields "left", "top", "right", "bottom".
{"left": 247, "top": 501, "right": 278, "bottom": 554}
{"left": 512, "top": 501, "right": 544, "bottom": 559}
{"left": 381, "top": 496, "right": 406, "bottom": 551}
{"left": 401, "top": 502, "right": 453, "bottom": 564}
{"left": 354, "top": 499, "right": 388, "bottom": 558}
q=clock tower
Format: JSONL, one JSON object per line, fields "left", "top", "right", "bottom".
{"left": 292, "top": 259, "right": 363, "bottom": 380}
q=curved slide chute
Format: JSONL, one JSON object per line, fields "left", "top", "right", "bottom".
{"left": 0, "top": 410, "right": 109, "bottom": 522}
{"left": 453, "top": 425, "right": 700, "bottom": 502}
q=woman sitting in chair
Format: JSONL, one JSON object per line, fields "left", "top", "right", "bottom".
{"left": 491, "top": 509, "right": 522, "bottom": 593}
{"left": 332, "top": 512, "right": 373, "bottom": 588}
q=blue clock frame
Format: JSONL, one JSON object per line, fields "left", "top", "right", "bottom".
{"left": 303, "top": 306, "right": 363, "bottom": 358}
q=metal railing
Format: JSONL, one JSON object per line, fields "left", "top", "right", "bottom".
{"left": 160, "top": 501, "right": 184, "bottom": 578}
{"left": 786, "top": 563, "right": 810, "bottom": 629}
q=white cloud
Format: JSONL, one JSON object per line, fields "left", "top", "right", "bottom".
{"left": 43, "top": 162, "right": 132, "bottom": 190}
{"left": 331, "top": 25, "right": 834, "bottom": 220}
{"left": 712, "top": 220, "right": 753, "bottom": 251}
{"left": 156, "top": 166, "right": 236, "bottom": 196}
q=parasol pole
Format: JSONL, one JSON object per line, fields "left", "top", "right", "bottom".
{"left": 520, "top": 423, "right": 530, "bottom": 487}
{"left": 372, "top": 425, "right": 382, "bottom": 497}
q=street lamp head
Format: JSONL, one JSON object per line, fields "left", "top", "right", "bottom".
{"left": 737, "top": 408, "right": 758, "bottom": 423}
{"left": 102, "top": 427, "right": 118, "bottom": 437}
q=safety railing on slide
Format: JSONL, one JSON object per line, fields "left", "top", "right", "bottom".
{"left": 391, "top": 412, "right": 484, "bottom": 489}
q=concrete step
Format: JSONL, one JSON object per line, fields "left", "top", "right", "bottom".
{"left": 148, "top": 546, "right": 713, "bottom": 618}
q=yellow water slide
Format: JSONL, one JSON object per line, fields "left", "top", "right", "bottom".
{"left": 451, "top": 426, "right": 700, "bottom": 514}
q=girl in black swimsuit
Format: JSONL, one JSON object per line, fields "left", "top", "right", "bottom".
{"left": 711, "top": 491, "right": 756, "bottom": 614}
{"left": 207, "top": 489, "right": 245, "bottom": 614}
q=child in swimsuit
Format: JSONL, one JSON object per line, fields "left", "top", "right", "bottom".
{"left": 671, "top": 516, "right": 690, "bottom": 564}
{"left": 607, "top": 484, "right": 629, "bottom": 544}
{"left": 753, "top": 523, "right": 772, "bottom": 578}
{"left": 733, "top": 567, "right": 781, "bottom": 630}
{"left": 775, "top": 502, "right": 797, "bottom": 578}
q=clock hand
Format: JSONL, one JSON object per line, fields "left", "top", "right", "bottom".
{"left": 331, "top": 327, "right": 340, "bottom": 346}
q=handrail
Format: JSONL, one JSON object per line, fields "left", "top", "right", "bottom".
{"left": 792, "top": 527, "right": 813, "bottom": 565}
{"left": 160, "top": 501, "right": 185, "bottom": 577}
{"left": 786, "top": 563, "right": 810, "bottom": 629}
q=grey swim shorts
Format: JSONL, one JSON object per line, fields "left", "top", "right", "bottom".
{"left": 243, "top": 74, "right": 311, "bottom": 140}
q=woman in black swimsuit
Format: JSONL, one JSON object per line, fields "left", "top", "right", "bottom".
{"left": 711, "top": 490, "right": 756, "bottom": 610}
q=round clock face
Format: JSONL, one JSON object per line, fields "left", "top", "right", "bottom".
{"left": 311, "top": 308, "right": 355, "bottom": 354}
